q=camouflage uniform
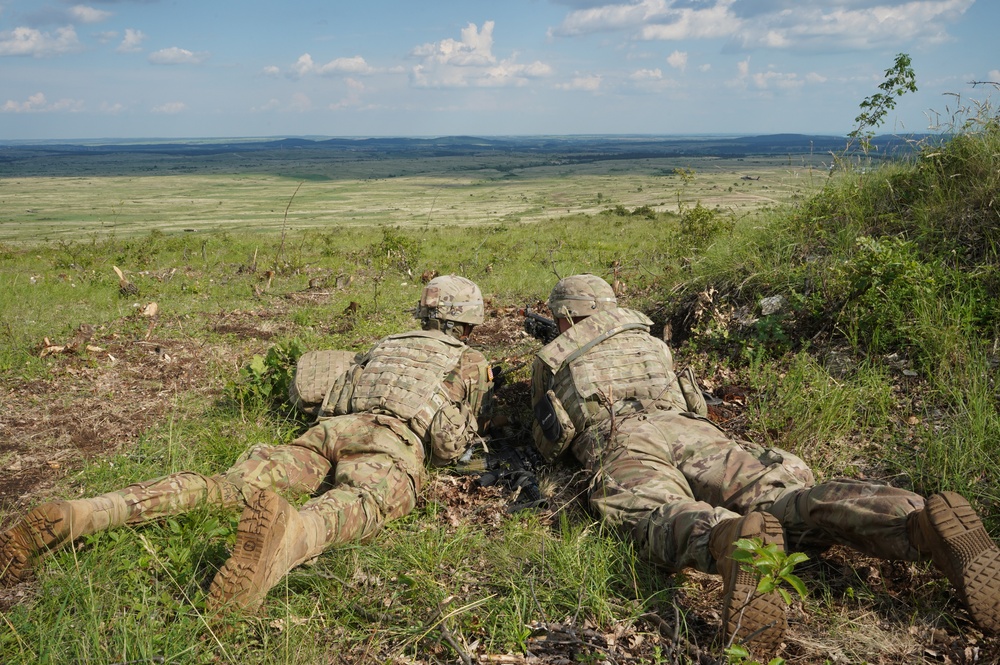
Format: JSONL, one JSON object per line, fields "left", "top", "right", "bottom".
{"left": 531, "top": 282, "right": 926, "bottom": 575}
{"left": 115, "top": 333, "right": 490, "bottom": 548}
{"left": 0, "top": 275, "right": 491, "bottom": 597}
{"left": 533, "top": 276, "right": 1000, "bottom": 644}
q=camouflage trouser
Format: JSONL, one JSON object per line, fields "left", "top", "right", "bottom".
{"left": 106, "top": 413, "right": 424, "bottom": 550}
{"left": 575, "top": 410, "right": 925, "bottom": 574}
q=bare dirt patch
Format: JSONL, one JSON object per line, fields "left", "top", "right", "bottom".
{"left": 0, "top": 329, "right": 215, "bottom": 512}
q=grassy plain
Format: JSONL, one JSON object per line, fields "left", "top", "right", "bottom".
{"left": 0, "top": 149, "right": 828, "bottom": 242}
{"left": 2, "top": 128, "right": 999, "bottom": 665}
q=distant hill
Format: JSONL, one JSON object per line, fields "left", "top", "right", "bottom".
{"left": 0, "top": 133, "right": 931, "bottom": 161}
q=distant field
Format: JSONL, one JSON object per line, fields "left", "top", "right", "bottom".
{"left": 0, "top": 147, "right": 832, "bottom": 242}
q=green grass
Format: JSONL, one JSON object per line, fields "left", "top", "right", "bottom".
{"left": 3, "top": 116, "right": 1000, "bottom": 663}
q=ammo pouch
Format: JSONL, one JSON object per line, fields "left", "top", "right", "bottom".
{"left": 320, "top": 363, "right": 364, "bottom": 418}
{"left": 427, "top": 402, "right": 476, "bottom": 467}
{"left": 678, "top": 366, "right": 708, "bottom": 417}
{"left": 289, "top": 350, "right": 360, "bottom": 418}
{"left": 533, "top": 390, "right": 576, "bottom": 462}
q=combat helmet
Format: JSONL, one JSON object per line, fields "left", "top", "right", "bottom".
{"left": 416, "top": 275, "right": 485, "bottom": 329}
{"left": 548, "top": 274, "right": 617, "bottom": 319}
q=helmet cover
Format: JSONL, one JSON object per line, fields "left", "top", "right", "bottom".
{"left": 416, "top": 275, "right": 484, "bottom": 325}
{"left": 547, "top": 274, "right": 617, "bottom": 319}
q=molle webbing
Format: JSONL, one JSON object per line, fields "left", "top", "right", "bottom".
{"left": 349, "top": 330, "right": 465, "bottom": 439}
{"left": 542, "top": 309, "right": 682, "bottom": 430}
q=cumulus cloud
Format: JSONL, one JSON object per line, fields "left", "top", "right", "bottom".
{"left": 410, "top": 21, "right": 552, "bottom": 88}
{"left": 731, "top": 0, "right": 974, "bottom": 50}
{"left": 151, "top": 101, "right": 187, "bottom": 114}
{"left": 289, "top": 54, "right": 376, "bottom": 78}
{"left": 751, "top": 69, "right": 804, "bottom": 90}
{"left": 2, "top": 92, "right": 83, "bottom": 112}
{"left": 550, "top": 0, "right": 740, "bottom": 39}
{"left": 556, "top": 74, "right": 602, "bottom": 91}
{"left": 630, "top": 68, "right": 662, "bottom": 80}
{"left": 413, "top": 20, "right": 496, "bottom": 66}
{"left": 666, "top": 49, "right": 687, "bottom": 72}
{"left": 330, "top": 77, "right": 366, "bottom": 110}
{"left": 117, "top": 28, "right": 145, "bottom": 53}
{"left": 149, "top": 46, "right": 208, "bottom": 65}
{"left": 640, "top": 2, "right": 742, "bottom": 41}
{"left": 99, "top": 101, "right": 125, "bottom": 114}
{"left": 728, "top": 56, "right": 820, "bottom": 92}
{"left": 0, "top": 26, "right": 81, "bottom": 57}
{"left": 550, "top": 0, "right": 974, "bottom": 51}
{"left": 260, "top": 65, "right": 281, "bottom": 77}
{"left": 70, "top": 5, "right": 113, "bottom": 24}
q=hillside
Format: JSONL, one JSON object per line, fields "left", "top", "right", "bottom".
{"left": 0, "top": 117, "right": 998, "bottom": 664}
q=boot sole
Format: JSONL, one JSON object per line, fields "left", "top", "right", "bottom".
{"left": 0, "top": 502, "right": 72, "bottom": 586}
{"left": 207, "top": 490, "right": 287, "bottom": 613}
{"left": 926, "top": 492, "right": 1000, "bottom": 632}
{"left": 722, "top": 512, "right": 788, "bottom": 654}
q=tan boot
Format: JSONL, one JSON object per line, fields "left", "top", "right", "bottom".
{"left": 0, "top": 494, "right": 129, "bottom": 586}
{"left": 708, "top": 512, "right": 787, "bottom": 654}
{"left": 909, "top": 492, "right": 1000, "bottom": 632}
{"left": 207, "top": 489, "right": 323, "bottom": 613}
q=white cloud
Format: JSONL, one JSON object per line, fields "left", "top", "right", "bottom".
{"left": 318, "top": 55, "right": 374, "bottom": 76}
{"left": 330, "top": 78, "right": 366, "bottom": 110}
{"left": 117, "top": 28, "right": 145, "bottom": 53}
{"left": 630, "top": 68, "right": 662, "bottom": 80}
{"left": 152, "top": 101, "right": 187, "bottom": 114}
{"left": 751, "top": 70, "right": 803, "bottom": 90}
{"left": 413, "top": 20, "right": 496, "bottom": 66}
{"left": 640, "top": 2, "right": 742, "bottom": 41}
{"left": 557, "top": 74, "right": 602, "bottom": 92}
{"left": 96, "top": 30, "right": 117, "bottom": 44}
{"left": 806, "top": 72, "right": 827, "bottom": 84}
{"left": 551, "top": 0, "right": 973, "bottom": 51}
{"left": 666, "top": 49, "right": 687, "bottom": 72}
{"left": 149, "top": 46, "right": 208, "bottom": 65}
{"left": 70, "top": 5, "right": 112, "bottom": 24}
{"left": 410, "top": 21, "right": 552, "bottom": 88}
{"left": 731, "top": 0, "right": 975, "bottom": 50}
{"left": 989, "top": 70, "right": 1000, "bottom": 82}
{"left": 290, "top": 53, "right": 315, "bottom": 79}
{"left": 260, "top": 65, "right": 280, "bottom": 77}
{"left": 550, "top": 0, "right": 660, "bottom": 38}
{"left": 2, "top": 92, "right": 83, "bottom": 112}
{"left": 0, "top": 26, "right": 81, "bottom": 57}
{"left": 286, "top": 53, "right": 377, "bottom": 78}
{"left": 99, "top": 101, "right": 125, "bottom": 114}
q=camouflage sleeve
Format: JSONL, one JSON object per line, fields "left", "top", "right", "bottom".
{"left": 425, "top": 346, "right": 493, "bottom": 467}
{"left": 442, "top": 346, "right": 493, "bottom": 425}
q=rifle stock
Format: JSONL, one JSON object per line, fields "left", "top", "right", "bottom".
{"left": 521, "top": 306, "right": 559, "bottom": 344}
{"left": 478, "top": 442, "right": 548, "bottom": 511}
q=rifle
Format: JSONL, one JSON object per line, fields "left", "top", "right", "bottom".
{"left": 490, "top": 360, "right": 527, "bottom": 392}
{"left": 478, "top": 440, "right": 548, "bottom": 512}
{"left": 522, "top": 306, "right": 559, "bottom": 344}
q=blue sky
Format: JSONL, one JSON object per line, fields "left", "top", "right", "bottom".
{"left": 1, "top": 0, "right": 996, "bottom": 140}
